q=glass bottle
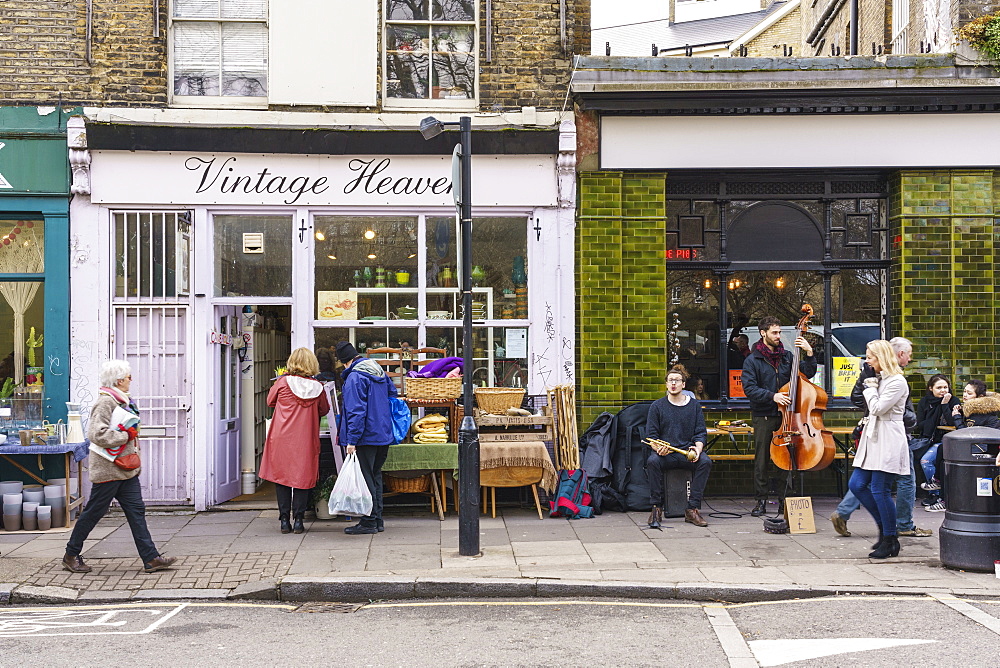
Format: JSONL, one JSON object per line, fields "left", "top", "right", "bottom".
{"left": 362, "top": 266, "right": 373, "bottom": 287}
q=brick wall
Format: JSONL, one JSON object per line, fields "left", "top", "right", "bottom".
{"left": 890, "top": 170, "right": 1000, "bottom": 394}
{"left": 479, "top": 0, "right": 589, "bottom": 111}
{"left": 0, "top": 0, "right": 166, "bottom": 105}
{"left": 745, "top": 7, "right": 802, "bottom": 57}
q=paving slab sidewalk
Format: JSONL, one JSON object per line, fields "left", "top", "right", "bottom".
{"left": 3, "top": 498, "right": 998, "bottom": 603}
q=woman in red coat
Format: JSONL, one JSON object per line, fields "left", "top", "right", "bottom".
{"left": 259, "top": 348, "right": 330, "bottom": 534}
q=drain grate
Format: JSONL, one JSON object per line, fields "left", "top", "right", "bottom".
{"left": 293, "top": 602, "right": 363, "bottom": 614}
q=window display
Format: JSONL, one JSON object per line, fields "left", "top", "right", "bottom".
{"left": 0, "top": 220, "right": 45, "bottom": 415}
{"left": 313, "top": 215, "right": 529, "bottom": 387}
{"left": 214, "top": 215, "right": 291, "bottom": 297}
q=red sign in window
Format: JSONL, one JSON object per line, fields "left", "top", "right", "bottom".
{"left": 665, "top": 248, "right": 698, "bottom": 259}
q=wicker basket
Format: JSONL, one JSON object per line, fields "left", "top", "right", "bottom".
{"left": 405, "top": 376, "right": 462, "bottom": 400}
{"left": 383, "top": 473, "right": 432, "bottom": 493}
{"left": 474, "top": 387, "right": 526, "bottom": 414}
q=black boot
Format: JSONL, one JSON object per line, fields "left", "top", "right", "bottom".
{"left": 751, "top": 499, "right": 767, "bottom": 517}
{"left": 292, "top": 514, "right": 305, "bottom": 534}
{"left": 279, "top": 514, "right": 292, "bottom": 534}
{"left": 869, "top": 535, "right": 899, "bottom": 559}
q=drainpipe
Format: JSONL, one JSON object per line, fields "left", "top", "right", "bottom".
{"left": 849, "top": 0, "right": 859, "bottom": 55}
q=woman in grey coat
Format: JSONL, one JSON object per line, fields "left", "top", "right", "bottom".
{"left": 62, "top": 360, "right": 176, "bottom": 574}
{"left": 848, "top": 340, "right": 911, "bottom": 559}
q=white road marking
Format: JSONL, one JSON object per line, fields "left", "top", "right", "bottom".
{"left": 704, "top": 605, "right": 760, "bottom": 668}
{"left": 748, "top": 638, "right": 935, "bottom": 666}
{"left": 0, "top": 603, "right": 187, "bottom": 637}
{"left": 930, "top": 593, "right": 1000, "bottom": 636}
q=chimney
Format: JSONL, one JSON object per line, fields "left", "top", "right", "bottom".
{"left": 669, "top": 0, "right": 676, "bottom": 23}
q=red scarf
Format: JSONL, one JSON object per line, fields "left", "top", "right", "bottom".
{"left": 753, "top": 339, "right": 786, "bottom": 370}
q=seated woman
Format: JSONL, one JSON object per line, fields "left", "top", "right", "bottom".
{"left": 952, "top": 379, "right": 1000, "bottom": 430}
{"left": 914, "top": 375, "right": 959, "bottom": 512}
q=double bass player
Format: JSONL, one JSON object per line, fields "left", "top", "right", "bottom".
{"left": 741, "top": 316, "right": 817, "bottom": 517}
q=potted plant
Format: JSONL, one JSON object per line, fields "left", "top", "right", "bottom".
{"left": 312, "top": 474, "right": 337, "bottom": 519}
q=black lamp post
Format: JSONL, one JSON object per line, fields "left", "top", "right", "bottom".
{"left": 420, "top": 115, "right": 480, "bottom": 556}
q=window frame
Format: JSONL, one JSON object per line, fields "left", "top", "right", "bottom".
{"left": 168, "top": 2, "right": 270, "bottom": 109}
{"left": 382, "top": 1, "right": 479, "bottom": 110}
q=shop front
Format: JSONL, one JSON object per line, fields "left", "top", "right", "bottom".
{"left": 0, "top": 107, "right": 76, "bottom": 440}
{"left": 572, "top": 56, "right": 1000, "bottom": 494}
{"left": 71, "top": 122, "right": 576, "bottom": 509}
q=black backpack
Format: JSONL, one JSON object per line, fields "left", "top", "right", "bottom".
{"left": 610, "top": 401, "right": 654, "bottom": 512}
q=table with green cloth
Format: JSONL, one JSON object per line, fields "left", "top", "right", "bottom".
{"left": 382, "top": 442, "right": 458, "bottom": 520}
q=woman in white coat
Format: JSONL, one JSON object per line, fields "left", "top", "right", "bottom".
{"left": 848, "top": 339, "right": 911, "bottom": 559}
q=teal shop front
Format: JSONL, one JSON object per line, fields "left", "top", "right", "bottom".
{"left": 0, "top": 106, "right": 78, "bottom": 431}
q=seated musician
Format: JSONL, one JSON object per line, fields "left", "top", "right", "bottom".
{"left": 645, "top": 365, "right": 712, "bottom": 529}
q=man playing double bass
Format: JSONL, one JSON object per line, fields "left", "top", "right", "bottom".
{"left": 742, "top": 316, "right": 817, "bottom": 517}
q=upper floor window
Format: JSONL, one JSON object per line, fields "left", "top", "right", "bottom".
{"left": 171, "top": 0, "right": 268, "bottom": 105}
{"left": 384, "top": 0, "right": 477, "bottom": 107}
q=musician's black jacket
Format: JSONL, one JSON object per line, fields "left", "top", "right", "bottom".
{"left": 741, "top": 347, "right": 817, "bottom": 418}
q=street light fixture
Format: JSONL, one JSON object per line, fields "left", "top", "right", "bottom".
{"left": 421, "top": 114, "right": 480, "bottom": 557}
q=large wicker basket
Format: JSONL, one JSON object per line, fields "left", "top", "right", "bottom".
{"left": 383, "top": 473, "right": 432, "bottom": 493}
{"left": 474, "top": 387, "right": 526, "bottom": 414}
{"left": 405, "top": 376, "right": 462, "bottom": 400}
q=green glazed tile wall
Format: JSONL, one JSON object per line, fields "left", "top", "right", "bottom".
{"left": 891, "top": 170, "right": 999, "bottom": 393}
{"left": 577, "top": 172, "right": 667, "bottom": 427}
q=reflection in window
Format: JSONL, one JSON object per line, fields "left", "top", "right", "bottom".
{"left": 114, "top": 212, "right": 190, "bottom": 299}
{"left": 385, "top": 0, "right": 475, "bottom": 101}
{"left": 214, "top": 215, "right": 291, "bottom": 297}
{"left": 172, "top": 0, "right": 268, "bottom": 98}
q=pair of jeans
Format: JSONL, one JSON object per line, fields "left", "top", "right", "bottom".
{"left": 920, "top": 443, "right": 941, "bottom": 482}
{"left": 355, "top": 444, "right": 390, "bottom": 527}
{"left": 275, "top": 484, "right": 310, "bottom": 519}
{"left": 835, "top": 461, "right": 916, "bottom": 531}
{"left": 752, "top": 415, "right": 782, "bottom": 500}
{"left": 65, "top": 476, "right": 159, "bottom": 564}
{"left": 646, "top": 450, "right": 713, "bottom": 509}
{"left": 848, "top": 468, "right": 898, "bottom": 537}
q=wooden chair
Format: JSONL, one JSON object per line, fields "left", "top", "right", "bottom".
{"left": 366, "top": 347, "right": 405, "bottom": 389}
{"left": 408, "top": 346, "right": 448, "bottom": 372}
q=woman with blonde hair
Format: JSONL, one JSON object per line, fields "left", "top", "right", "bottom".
{"left": 848, "top": 339, "right": 910, "bottom": 559}
{"left": 259, "top": 348, "right": 330, "bottom": 534}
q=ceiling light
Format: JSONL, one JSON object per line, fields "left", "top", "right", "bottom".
{"left": 367, "top": 253, "right": 377, "bottom": 259}
{"left": 775, "top": 277, "right": 785, "bottom": 289}
{"left": 364, "top": 229, "right": 376, "bottom": 240}
{"left": 327, "top": 254, "right": 337, "bottom": 260}
{"left": 408, "top": 253, "right": 416, "bottom": 259}
{"left": 315, "top": 231, "right": 325, "bottom": 241}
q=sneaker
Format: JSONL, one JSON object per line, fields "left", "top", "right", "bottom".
{"left": 899, "top": 527, "right": 933, "bottom": 537}
{"left": 830, "top": 512, "right": 851, "bottom": 537}
{"left": 921, "top": 495, "right": 940, "bottom": 506}
{"left": 920, "top": 480, "right": 941, "bottom": 491}
{"left": 925, "top": 501, "right": 947, "bottom": 512}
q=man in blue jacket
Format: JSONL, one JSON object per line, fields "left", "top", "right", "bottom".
{"left": 336, "top": 341, "right": 397, "bottom": 535}
{"left": 741, "top": 316, "right": 816, "bottom": 517}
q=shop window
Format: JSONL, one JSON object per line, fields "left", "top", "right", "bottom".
{"left": 214, "top": 215, "right": 292, "bottom": 297}
{"left": 171, "top": 0, "right": 268, "bottom": 102}
{"left": 385, "top": 0, "right": 476, "bottom": 106}
{"left": 113, "top": 212, "right": 191, "bottom": 300}
{"left": 0, "top": 220, "right": 45, "bottom": 404}
{"left": 313, "top": 214, "right": 529, "bottom": 388}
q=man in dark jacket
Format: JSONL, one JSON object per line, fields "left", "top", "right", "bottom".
{"left": 337, "top": 341, "right": 397, "bottom": 535}
{"left": 830, "top": 337, "right": 930, "bottom": 537}
{"left": 741, "top": 316, "right": 817, "bottom": 517}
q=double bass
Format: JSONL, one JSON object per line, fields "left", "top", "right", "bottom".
{"left": 769, "top": 304, "right": 836, "bottom": 472}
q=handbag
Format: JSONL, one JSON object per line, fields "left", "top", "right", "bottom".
{"left": 850, "top": 416, "right": 868, "bottom": 443}
{"left": 908, "top": 436, "right": 932, "bottom": 453}
{"left": 114, "top": 452, "right": 141, "bottom": 470}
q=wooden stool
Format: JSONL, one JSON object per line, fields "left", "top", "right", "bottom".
{"left": 480, "top": 465, "right": 545, "bottom": 520}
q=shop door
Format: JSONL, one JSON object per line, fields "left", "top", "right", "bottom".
{"left": 214, "top": 307, "right": 242, "bottom": 504}
{"left": 113, "top": 306, "right": 191, "bottom": 503}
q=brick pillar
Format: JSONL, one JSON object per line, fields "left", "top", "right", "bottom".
{"left": 891, "top": 169, "right": 999, "bottom": 391}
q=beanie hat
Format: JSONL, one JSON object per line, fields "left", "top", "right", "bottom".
{"left": 335, "top": 341, "right": 359, "bottom": 363}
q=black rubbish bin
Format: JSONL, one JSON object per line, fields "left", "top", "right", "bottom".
{"left": 938, "top": 426, "right": 1000, "bottom": 572}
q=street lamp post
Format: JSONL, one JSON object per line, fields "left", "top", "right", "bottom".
{"left": 420, "top": 115, "right": 480, "bottom": 556}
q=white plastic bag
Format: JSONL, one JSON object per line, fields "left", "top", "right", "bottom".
{"left": 328, "top": 452, "right": 373, "bottom": 517}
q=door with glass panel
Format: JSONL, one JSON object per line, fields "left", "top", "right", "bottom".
{"left": 214, "top": 307, "right": 242, "bottom": 504}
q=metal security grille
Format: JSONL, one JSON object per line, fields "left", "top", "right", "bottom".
{"left": 112, "top": 211, "right": 192, "bottom": 504}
